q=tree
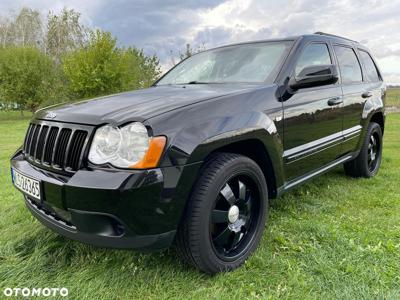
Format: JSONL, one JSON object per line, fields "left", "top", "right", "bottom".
{"left": 0, "top": 6, "right": 162, "bottom": 110}
{"left": 120, "top": 47, "right": 161, "bottom": 90}
{"left": 169, "top": 43, "right": 206, "bottom": 66}
{"left": 0, "top": 8, "right": 42, "bottom": 48}
{"left": 63, "top": 30, "right": 161, "bottom": 99}
{"left": 0, "top": 47, "right": 62, "bottom": 113}
{"left": 0, "top": 15, "right": 12, "bottom": 47}
{"left": 45, "top": 8, "right": 88, "bottom": 62}
{"left": 179, "top": 43, "right": 206, "bottom": 61}
{"left": 63, "top": 30, "right": 125, "bottom": 98}
{"left": 12, "top": 8, "right": 42, "bottom": 47}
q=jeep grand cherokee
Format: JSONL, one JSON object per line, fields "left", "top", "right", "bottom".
{"left": 11, "top": 32, "right": 385, "bottom": 274}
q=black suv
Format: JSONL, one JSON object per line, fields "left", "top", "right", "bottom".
{"left": 11, "top": 32, "right": 385, "bottom": 274}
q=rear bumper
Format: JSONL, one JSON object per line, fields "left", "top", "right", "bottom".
{"left": 11, "top": 150, "right": 202, "bottom": 250}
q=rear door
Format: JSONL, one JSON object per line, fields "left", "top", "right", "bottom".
{"left": 333, "top": 44, "right": 375, "bottom": 154}
{"left": 283, "top": 42, "right": 344, "bottom": 180}
{"left": 357, "top": 49, "right": 385, "bottom": 120}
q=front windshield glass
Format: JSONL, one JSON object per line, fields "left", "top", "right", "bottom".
{"left": 157, "top": 41, "right": 293, "bottom": 85}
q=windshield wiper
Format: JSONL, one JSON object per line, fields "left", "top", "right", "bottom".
{"left": 185, "top": 81, "right": 210, "bottom": 84}
{"left": 156, "top": 81, "right": 224, "bottom": 86}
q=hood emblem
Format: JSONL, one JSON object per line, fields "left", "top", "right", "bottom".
{"left": 45, "top": 112, "right": 57, "bottom": 119}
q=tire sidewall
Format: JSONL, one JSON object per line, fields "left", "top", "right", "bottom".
{"left": 362, "top": 122, "right": 383, "bottom": 177}
{"left": 193, "top": 156, "right": 268, "bottom": 272}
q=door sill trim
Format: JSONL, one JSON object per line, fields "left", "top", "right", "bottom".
{"left": 279, "top": 154, "right": 354, "bottom": 195}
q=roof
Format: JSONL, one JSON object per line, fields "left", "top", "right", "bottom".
{"left": 189, "top": 32, "right": 365, "bottom": 56}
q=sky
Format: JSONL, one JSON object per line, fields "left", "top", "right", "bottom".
{"left": 1, "top": 0, "right": 400, "bottom": 84}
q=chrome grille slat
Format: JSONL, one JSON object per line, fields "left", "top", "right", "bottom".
{"left": 63, "top": 129, "right": 76, "bottom": 168}
{"left": 23, "top": 124, "right": 34, "bottom": 152}
{"left": 33, "top": 125, "right": 44, "bottom": 159}
{"left": 66, "top": 130, "right": 88, "bottom": 171}
{"left": 44, "top": 127, "right": 59, "bottom": 165}
{"left": 54, "top": 129, "right": 72, "bottom": 167}
{"left": 35, "top": 126, "right": 49, "bottom": 162}
{"left": 50, "top": 128, "right": 62, "bottom": 166}
{"left": 77, "top": 133, "right": 91, "bottom": 171}
{"left": 28, "top": 125, "right": 40, "bottom": 156}
{"left": 39, "top": 126, "right": 51, "bottom": 163}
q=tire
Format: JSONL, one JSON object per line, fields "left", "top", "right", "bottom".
{"left": 344, "top": 122, "right": 383, "bottom": 178}
{"left": 176, "top": 152, "right": 268, "bottom": 274}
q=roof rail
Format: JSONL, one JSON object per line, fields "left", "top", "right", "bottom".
{"left": 314, "top": 32, "right": 358, "bottom": 43}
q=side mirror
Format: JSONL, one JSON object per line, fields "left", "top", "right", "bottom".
{"left": 289, "top": 64, "right": 339, "bottom": 90}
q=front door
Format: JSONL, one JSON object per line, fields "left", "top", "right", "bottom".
{"left": 282, "top": 42, "right": 344, "bottom": 181}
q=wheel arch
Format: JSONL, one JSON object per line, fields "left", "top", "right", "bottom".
{"left": 183, "top": 122, "right": 285, "bottom": 199}
{"left": 204, "top": 139, "right": 278, "bottom": 199}
{"left": 361, "top": 92, "right": 385, "bottom": 135}
{"left": 369, "top": 111, "right": 385, "bottom": 134}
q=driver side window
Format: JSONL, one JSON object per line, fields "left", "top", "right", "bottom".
{"left": 295, "top": 43, "right": 331, "bottom": 76}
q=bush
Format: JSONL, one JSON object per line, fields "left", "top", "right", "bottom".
{"left": 62, "top": 30, "right": 122, "bottom": 98}
{"left": 63, "top": 30, "right": 161, "bottom": 99}
{"left": 120, "top": 47, "right": 161, "bottom": 90}
{"left": 0, "top": 46, "right": 65, "bottom": 113}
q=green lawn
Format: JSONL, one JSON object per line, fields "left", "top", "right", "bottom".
{"left": 0, "top": 113, "right": 399, "bottom": 299}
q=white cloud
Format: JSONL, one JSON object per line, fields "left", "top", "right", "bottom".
{"left": 192, "top": 0, "right": 400, "bottom": 83}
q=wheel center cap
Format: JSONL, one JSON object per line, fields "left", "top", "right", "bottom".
{"left": 228, "top": 205, "right": 240, "bottom": 223}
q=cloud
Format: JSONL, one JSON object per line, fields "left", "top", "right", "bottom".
{"left": 193, "top": 0, "right": 400, "bottom": 83}
{"left": 1, "top": 0, "right": 399, "bottom": 82}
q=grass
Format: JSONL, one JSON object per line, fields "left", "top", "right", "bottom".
{"left": 0, "top": 111, "right": 399, "bottom": 299}
{"left": 0, "top": 110, "right": 33, "bottom": 122}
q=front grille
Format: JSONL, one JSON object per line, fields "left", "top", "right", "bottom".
{"left": 23, "top": 122, "right": 91, "bottom": 173}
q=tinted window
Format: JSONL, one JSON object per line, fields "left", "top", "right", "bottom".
{"left": 359, "top": 50, "right": 380, "bottom": 82}
{"left": 334, "top": 46, "right": 362, "bottom": 84}
{"left": 295, "top": 43, "right": 331, "bottom": 76}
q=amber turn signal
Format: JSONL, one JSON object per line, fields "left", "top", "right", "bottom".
{"left": 129, "top": 136, "right": 167, "bottom": 169}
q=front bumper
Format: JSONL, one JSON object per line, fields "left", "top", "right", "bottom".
{"left": 11, "top": 150, "right": 202, "bottom": 250}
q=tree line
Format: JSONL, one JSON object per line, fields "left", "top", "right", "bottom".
{"left": 0, "top": 8, "right": 162, "bottom": 113}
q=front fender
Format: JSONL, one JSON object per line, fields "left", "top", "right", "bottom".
{"left": 166, "top": 111, "right": 284, "bottom": 188}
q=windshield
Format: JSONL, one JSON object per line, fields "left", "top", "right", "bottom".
{"left": 157, "top": 41, "right": 293, "bottom": 85}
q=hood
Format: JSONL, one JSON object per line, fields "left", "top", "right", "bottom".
{"left": 35, "top": 83, "right": 263, "bottom": 126}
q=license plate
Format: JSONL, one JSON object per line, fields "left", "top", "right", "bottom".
{"left": 11, "top": 168, "right": 41, "bottom": 201}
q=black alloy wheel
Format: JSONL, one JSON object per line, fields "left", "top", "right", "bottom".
{"left": 367, "top": 132, "right": 381, "bottom": 173}
{"left": 210, "top": 175, "right": 260, "bottom": 261}
{"left": 344, "top": 121, "right": 383, "bottom": 178}
{"left": 176, "top": 153, "right": 268, "bottom": 274}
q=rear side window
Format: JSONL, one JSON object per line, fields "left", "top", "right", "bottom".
{"left": 334, "top": 46, "right": 362, "bottom": 84}
{"left": 295, "top": 43, "right": 331, "bottom": 76}
{"left": 359, "top": 50, "right": 380, "bottom": 82}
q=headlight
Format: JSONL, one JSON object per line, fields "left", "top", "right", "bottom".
{"left": 88, "top": 122, "right": 166, "bottom": 169}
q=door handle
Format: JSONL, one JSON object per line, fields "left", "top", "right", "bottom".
{"left": 362, "top": 91, "right": 373, "bottom": 98}
{"left": 327, "top": 97, "right": 343, "bottom": 106}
